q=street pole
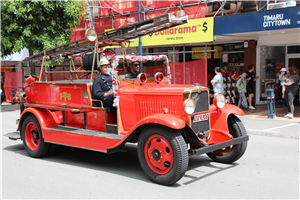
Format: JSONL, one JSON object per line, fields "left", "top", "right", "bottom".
{"left": 91, "top": 0, "right": 94, "bottom": 29}
{"left": 138, "top": 0, "right": 143, "bottom": 72}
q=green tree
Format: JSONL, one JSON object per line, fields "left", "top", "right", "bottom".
{"left": 1, "top": 0, "right": 86, "bottom": 57}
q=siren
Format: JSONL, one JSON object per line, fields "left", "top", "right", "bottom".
{"left": 137, "top": 73, "right": 147, "bottom": 85}
{"left": 154, "top": 72, "right": 164, "bottom": 83}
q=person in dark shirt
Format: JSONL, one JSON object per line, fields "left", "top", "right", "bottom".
{"left": 125, "top": 59, "right": 140, "bottom": 79}
{"left": 92, "top": 57, "right": 114, "bottom": 107}
{"left": 282, "top": 67, "right": 299, "bottom": 119}
{"left": 246, "top": 64, "right": 256, "bottom": 109}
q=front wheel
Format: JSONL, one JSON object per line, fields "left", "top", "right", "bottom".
{"left": 21, "top": 114, "right": 50, "bottom": 158}
{"left": 137, "top": 126, "right": 188, "bottom": 185}
{"left": 207, "top": 115, "right": 248, "bottom": 163}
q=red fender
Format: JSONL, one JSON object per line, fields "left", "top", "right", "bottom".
{"left": 209, "top": 104, "right": 244, "bottom": 144}
{"left": 108, "top": 114, "right": 186, "bottom": 149}
{"left": 131, "top": 113, "right": 186, "bottom": 131}
{"left": 17, "top": 107, "right": 60, "bottom": 141}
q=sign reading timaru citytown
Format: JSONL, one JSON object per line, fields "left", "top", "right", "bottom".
{"left": 215, "top": 6, "right": 300, "bottom": 34}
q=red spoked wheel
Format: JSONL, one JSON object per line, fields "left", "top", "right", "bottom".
{"left": 21, "top": 114, "right": 50, "bottom": 158}
{"left": 213, "top": 125, "right": 235, "bottom": 155}
{"left": 207, "top": 115, "right": 248, "bottom": 163}
{"left": 137, "top": 126, "right": 188, "bottom": 185}
{"left": 214, "top": 146, "right": 233, "bottom": 155}
{"left": 144, "top": 134, "right": 174, "bottom": 175}
{"left": 24, "top": 122, "right": 40, "bottom": 151}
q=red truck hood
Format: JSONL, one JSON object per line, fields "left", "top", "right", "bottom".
{"left": 119, "top": 83, "right": 194, "bottom": 95}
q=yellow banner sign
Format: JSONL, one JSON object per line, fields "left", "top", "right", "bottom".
{"left": 192, "top": 47, "right": 211, "bottom": 59}
{"left": 108, "top": 17, "right": 214, "bottom": 48}
{"left": 191, "top": 46, "right": 222, "bottom": 59}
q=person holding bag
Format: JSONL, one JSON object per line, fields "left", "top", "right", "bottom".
{"left": 282, "top": 67, "right": 299, "bottom": 119}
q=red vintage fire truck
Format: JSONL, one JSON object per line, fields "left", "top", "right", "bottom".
{"left": 4, "top": 14, "right": 248, "bottom": 185}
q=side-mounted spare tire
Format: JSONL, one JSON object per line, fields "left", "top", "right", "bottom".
{"left": 207, "top": 114, "right": 248, "bottom": 163}
{"left": 137, "top": 126, "right": 188, "bottom": 185}
{"left": 83, "top": 52, "right": 101, "bottom": 70}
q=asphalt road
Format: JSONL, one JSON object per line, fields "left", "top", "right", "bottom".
{"left": 1, "top": 110, "right": 299, "bottom": 199}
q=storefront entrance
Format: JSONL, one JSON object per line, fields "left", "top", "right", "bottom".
{"left": 286, "top": 55, "right": 300, "bottom": 74}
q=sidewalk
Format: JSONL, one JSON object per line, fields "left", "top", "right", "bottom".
{"left": 1, "top": 102, "right": 299, "bottom": 121}
{"left": 1, "top": 102, "right": 20, "bottom": 112}
{"left": 241, "top": 104, "right": 300, "bottom": 122}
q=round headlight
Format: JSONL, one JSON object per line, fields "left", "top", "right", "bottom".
{"left": 214, "top": 94, "right": 226, "bottom": 109}
{"left": 184, "top": 99, "right": 196, "bottom": 114}
{"left": 85, "top": 28, "right": 97, "bottom": 42}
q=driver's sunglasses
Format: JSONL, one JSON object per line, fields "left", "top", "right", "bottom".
{"left": 134, "top": 63, "right": 140, "bottom": 66}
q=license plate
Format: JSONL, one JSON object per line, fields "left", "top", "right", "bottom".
{"left": 193, "top": 113, "right": 209, "bottom": 123}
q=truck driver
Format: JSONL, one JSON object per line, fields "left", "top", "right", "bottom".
{"left": 125, "top": 59, "right": 140, "bottom": 79}
{"left": 92, "top": 57, "right": 115, "bottom": 107}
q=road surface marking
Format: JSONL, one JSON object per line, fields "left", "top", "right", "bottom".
{"left": 264, "top": 123, "right": 299, "bottom": 131}
{"left": 246, "top": 129, "right": 279, "bottom": 133}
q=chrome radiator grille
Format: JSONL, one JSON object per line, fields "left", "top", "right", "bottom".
{"left": 191, "top": 91, "right": 209, "bottom": 113}
{"left": 191, "top": 91, "right": 210, "bottom": 134}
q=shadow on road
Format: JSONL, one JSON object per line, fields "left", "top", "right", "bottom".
{"left": 3, "top": 142, "right": 239, "bottom": 186}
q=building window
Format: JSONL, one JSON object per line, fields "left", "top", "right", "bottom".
{"left": 287, "top": 45, "right": 300, "bottom": 54}
{"left": 259, "top": 46, "right": 285, "bottom": 100}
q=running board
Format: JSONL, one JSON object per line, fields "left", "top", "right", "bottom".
{"left": 188, "top": 135, "right": 249, "bottom": 156}
{"left": 44, "top": 125, "right": 124, "bottom": 140}
{"left": 3, "top": 131, "right": 21, "bottom": 140}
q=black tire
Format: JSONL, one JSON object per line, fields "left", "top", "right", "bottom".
{"left": 137, "top": 126, "right": 188, "bottom": 185}
{"left": 21, "top": 114, "right": 50, "bottom": 158}
{"left": 207, "top": 115, "right": 248, "bottom": 164}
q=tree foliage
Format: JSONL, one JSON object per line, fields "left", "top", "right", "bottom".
{"left": 1, "top": 0, "right": 86, "bottom": 57}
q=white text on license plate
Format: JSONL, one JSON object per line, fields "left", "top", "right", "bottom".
{"left": 193, "top": 113, "right": 209, "bottom": 123}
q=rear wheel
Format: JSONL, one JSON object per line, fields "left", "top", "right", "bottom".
{"left": 21, "top": 115, "right": 50, "bottom": 158}
{"left": 137, "top": 126, "right": 188, "bottom": 185}
{"left": 207, "top": 115, "right": 248, "bottom": 163}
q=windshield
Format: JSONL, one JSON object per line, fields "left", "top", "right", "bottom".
{"left": 142, "top": 60, "right": 167, "bottom": 77}
{"left": 114, "top": 55, "right": 170, "bottom": 80}
{"left": 116, "top": 60, "right": 167, "bottom": 77}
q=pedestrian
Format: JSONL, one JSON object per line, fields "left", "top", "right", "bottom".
{"left": 282, "top": 67, "right": 299, "bottom": 119}
{"left": 246, "top": 64, "right": 256, "bottom": 109}
{"left": 236, "top": 71, "right": 250, "bottom": 111}
{"left": 211, "top": 66, "right": 224, "bottom": 97}
{"left": 278, "top": 68, "right": 288, "bottom": 99}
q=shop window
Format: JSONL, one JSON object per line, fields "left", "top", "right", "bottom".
{"left": 287, "top": 45, "right": 300, "bottom": 54}
{"left": 223, "top": 43, "right": 244, "bottom": 52}
{"left": 259, "top": 46, "right": 285, "bottom": 100}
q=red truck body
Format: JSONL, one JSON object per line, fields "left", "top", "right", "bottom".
{"left": 4, "top": 14, "right": 248, "bottom": 185}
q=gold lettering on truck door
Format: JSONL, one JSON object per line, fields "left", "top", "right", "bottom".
{"left": 60, "top": 92, "right": 71, "bottom": 101}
